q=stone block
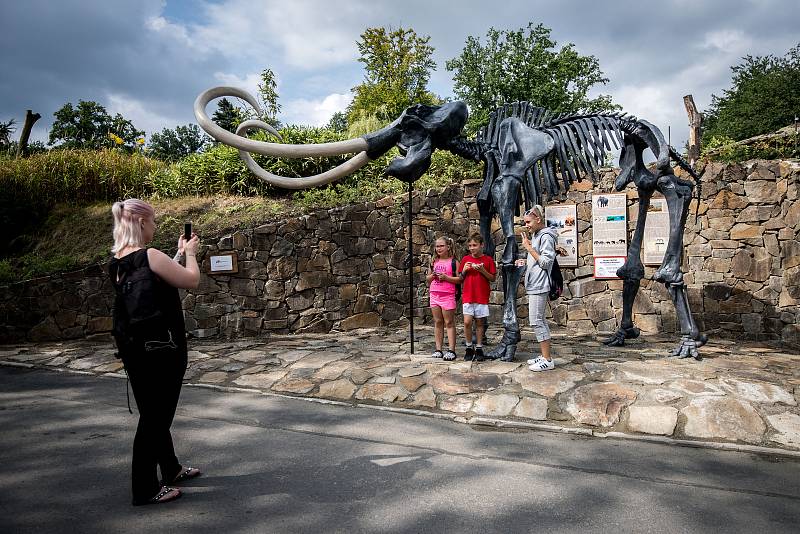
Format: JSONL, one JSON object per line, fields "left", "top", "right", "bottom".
{"left": 317, "top": 379, "right": 357, "bottom": 400}
{"left": 562, "top": 383, "right": 637, "bottom": 427}
{"left": 339, "top": 312, "right": 381, "bottom": 330}
{"left": 569, "top": 278, "right": 607, "bottom": 298}
{"left": 767, "top": 412, "right": 800, "bottom": 449}
{"left": 513, "top": 397, "right": 548, "bottom": 420}
{"left": 681, "top": 397, "right": 766, "bottom": 444}
{"left": 745, "top": 179, "right": 782, "bottom": 204}
{"left": 627, "top": 406, "right": 678, "bottom": 435}
{"left": 472, "top": 394, "right": 519, "bottom": 417}
{"left": 782, "top": 240, "right": 800, "bottom": 269}
{"left": 513, "top": 369, "right": 584, "bottom": 397}
{"left": 730, "top": 223, "right": 764, "bottom": 240}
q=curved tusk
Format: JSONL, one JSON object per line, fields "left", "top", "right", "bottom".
{"left": 235, "top": 120, "right": 372, "bottom": 189}
{"left": 194, "top": 86, "right": 367, "bottom": 157}
{"left": 235, "top": 119, "right": 283, "bottom": 143}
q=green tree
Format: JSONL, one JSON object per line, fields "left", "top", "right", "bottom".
{"left": 148, "top": 124, "right": 209, "bottom": 161}
{"left": 212, "top": 98, "right": 245, "bottom": 133}
{"left": 0, "top": 118, "right": 16, "bottom": 146}
{"left": 256, "top": 68, "right": 282, "bottom": 128}
{"left": 347, "top": 26, "right": 440, "bottom": 124}
{"left": 446, "top": 23, "right": 617, "bottom": 131}
{"left": 48, "top": 100, "right": 144, "bottom": 150}
{"left": 326, "top": 111, "right": 348, "bottom": 132}
{"left": 703, "top": 43, "right": 800, "bottom": 143}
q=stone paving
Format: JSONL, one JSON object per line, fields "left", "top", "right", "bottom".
{"left": 2, "top": 326, "right": 799, "bottom": 453}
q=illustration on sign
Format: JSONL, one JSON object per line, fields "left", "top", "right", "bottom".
{"left": 544, "top": 204, "right": 578, "bottom": 267}
{"left": 643, "top": 196, "right": 670, "bottom": 265}
{"left": 591, "top": 193, "right": 628, "bottom": 278}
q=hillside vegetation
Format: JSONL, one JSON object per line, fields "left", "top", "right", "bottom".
{"left": 0, "top": 144, "right": 480, "bottom": 284}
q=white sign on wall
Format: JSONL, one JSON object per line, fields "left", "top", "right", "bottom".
{"left": 643, "top": 196, "right": 670, "bottom": 265}
{"left": 544, "top": 203, "right": 578, "bottom": 267}
{"left": 591, "top": 193, "right": 628, "bottom": 278}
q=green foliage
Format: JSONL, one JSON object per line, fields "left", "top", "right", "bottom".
{"left": 327, "top": 111, "right": 348, "bottom": 133}
{"left": 255, "top": 68, "right": 282, "bottom": 128}
{"left": 0, "top": 118, "right": 16, "bottom": 146}
{"left": 347, "top": 26, "right": 440, "bottom": 124}
{"left": 291, "top": 148, "right": 481, "bottom": 210}
{"left": 212, "top": 98, "right": 245, "bottom": 133}
{"left": 701, "top": 133, "right": 800, "bottom": 162}
{"left": 148, "top": 124, "right": 210, "bottom": 162}
{"left": 703, "top": 43, "right": 800, "bottom": 143}
{"left": 0, "top": 140, "right": 47, "bottom": 157}
{"left": 0, "top": 149, "right": 166, "bottom": 255}
{"left": 446, "top": 23, "right": 618, "bottom": 132}
{"left": 0, "top": 254, "right": 79, "bottom": 284}
{"left": 48, "top": 100, "right": 144, "bottom": 150}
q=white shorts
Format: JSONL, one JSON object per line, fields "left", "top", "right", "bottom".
{"left": 463, "top": 303, "right": 490, "bottom": 318}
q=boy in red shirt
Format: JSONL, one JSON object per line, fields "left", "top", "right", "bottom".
{"left": 459, "top": 233, "right": 497, "bottom": 361}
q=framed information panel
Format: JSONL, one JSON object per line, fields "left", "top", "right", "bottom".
{"left": 643, "top": 196, "right": 670, "bottom": 265}
{"left": 591, "top": 193, "right": 627, "bottom": 278}
{"left": 544, "top": 203, "right": 578, "bottom": 267}
{"left": 208, "top": 252, "right": 238, "bottom": 274}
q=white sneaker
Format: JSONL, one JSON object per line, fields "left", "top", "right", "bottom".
{"left": 529, "top": 359, "right": 554, "bottom": 372}
{"left": 527, "top": 356, "right": 546, "bottom": 365}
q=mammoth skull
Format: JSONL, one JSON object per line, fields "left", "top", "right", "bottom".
{"left": 194, "top": 87, "right": 467, "bottom": 189}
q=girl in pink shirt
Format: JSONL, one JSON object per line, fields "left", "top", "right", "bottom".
{"left": 426, "top": 236, "right": 461, "bottom": 361}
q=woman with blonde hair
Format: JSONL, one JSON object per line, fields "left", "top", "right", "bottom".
{"left": 518, "top": 205, "right": 558, "bottom": 371}
{"left": 109, "top": 198, "right": 201, "bottom": 505}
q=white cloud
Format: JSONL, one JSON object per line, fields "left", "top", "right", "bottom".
{"left": 144, "top": 0, "right": 359, "bottom": 69}
{"left": 106, "top": 93, "right": 186, "bottom": 139}
{"left": 701, "top": 29, "right": 753, "bottom": 53}
{"left": 212, "top": 71, "right": 265, "bottom": 107}
{"left": 282, "top": 92, "right": 352, "bottom": 126}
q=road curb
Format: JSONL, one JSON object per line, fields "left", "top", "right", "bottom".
{"left": 5, "top": 361, "right": 800, "bottom": 459}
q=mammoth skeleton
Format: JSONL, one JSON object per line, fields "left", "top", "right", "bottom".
{"left": 195, "top": 87, "right": 707, "bottom": 359}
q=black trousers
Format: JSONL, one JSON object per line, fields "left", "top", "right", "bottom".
{"left": 124, "top": 345, "right": 187, "bottom": 503}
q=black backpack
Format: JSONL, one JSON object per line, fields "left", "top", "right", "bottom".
{"left": 548, "top": 255, "right": 564, "bottom": 301}
{"left": 451, "top": 258, "right": 462, "bottom": 302}
{"left": 111, "top": 251, "right": 171, "bottom": 357}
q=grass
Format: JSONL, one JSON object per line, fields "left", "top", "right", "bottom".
{"left": 0, "top": 196, "right": 295, "bottom": 285}
{"left": 0, "top": 139, "right": 483, "bottom": 284}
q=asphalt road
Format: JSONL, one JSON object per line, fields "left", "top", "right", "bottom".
{"left": 1, "top": 366, "right": 799, "bottom": 534}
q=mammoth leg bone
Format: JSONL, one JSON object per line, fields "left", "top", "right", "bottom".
{"left": 490, "top": 173, "right": 523, "bottom": 267}
{"left": 486, "top": 263, "right": 526, "bottom": 362}
{"left": 657, "top": 172, "right": 707, "bottom": 358}
{"left": 668, "top": 282, "right": 706, "bottom": 359}
{"left": 654, "top": 172, "right": 693, "bottom": 286}
{"left": 603, "top": 188, "right": 650, "bottom": 346}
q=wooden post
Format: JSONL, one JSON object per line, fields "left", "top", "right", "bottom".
{"left": 17, "top": 110, "right": 41, "bottom": 157}
{"left": 683, "top": 95, "right": 703, "bottom": 165}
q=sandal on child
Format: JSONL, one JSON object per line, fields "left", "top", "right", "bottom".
{"left": 168, "top": 467, "right": 202, "bottom": 485}
{"left": 431, "top": 350, "right": 444, "bottom": 358}
{"left": 133, "top": 486, "right": 182, "bottom": 506}
{"left": 443, "top": 350, "right": 457, "bottom": 361}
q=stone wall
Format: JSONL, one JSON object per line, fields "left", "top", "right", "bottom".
{"left": 1, "top": 159, "right": 798, "bottom": 346}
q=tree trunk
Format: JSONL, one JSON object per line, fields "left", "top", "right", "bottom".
{"left": 16, "top": 110, "right": 41, "bottom": 157}
{"left": 683, "top": 95, "right": 702, "bottom": 165}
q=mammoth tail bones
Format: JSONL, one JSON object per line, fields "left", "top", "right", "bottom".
{"left": 195, "top": 87, "right": 707, "bottom": 359}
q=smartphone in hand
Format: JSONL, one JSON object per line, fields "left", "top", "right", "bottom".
{"left": 184, "top": 221, "right": 192, "bottom": 241}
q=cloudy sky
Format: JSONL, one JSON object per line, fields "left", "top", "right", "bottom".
{"left": 2, "top": 0, "right": 798, "bottom": 150}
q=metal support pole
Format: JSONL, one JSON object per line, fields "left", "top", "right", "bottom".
{"left": 407, "top": 182, "right": 415, "bottom": 354}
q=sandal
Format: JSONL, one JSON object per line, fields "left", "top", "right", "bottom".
{"left": 443, "top": 350, "right": 457, "bottom": 361}
{"left": 168, "top": 466, "right": 202, "bottom": 485}
{"left": 431, "top": 350, "right": 444, "bottom": 359}
{"left": 133, "top": 486, "right": 181, "bottom": 506}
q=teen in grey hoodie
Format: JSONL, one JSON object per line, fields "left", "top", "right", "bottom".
{"left": 519, "top": 205, "right": 558, "bottom": 371}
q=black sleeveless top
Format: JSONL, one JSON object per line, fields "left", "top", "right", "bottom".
{"left": 108, "top": 248, "right": 187, "bottom": 355}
